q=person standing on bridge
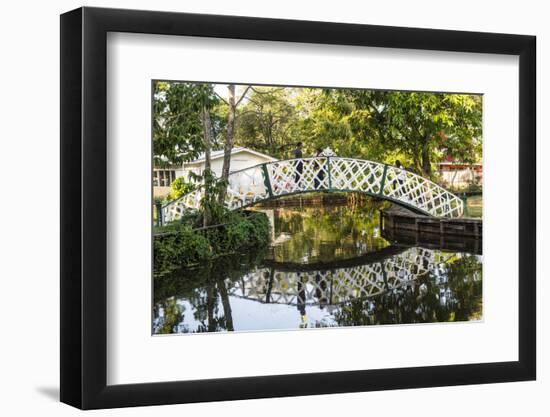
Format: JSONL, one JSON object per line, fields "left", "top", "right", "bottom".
{"left": 393, "top": 160, "right": 406, "bottom": 190}
{"left": 313, "top": 147, "right": 325, "bottom": 189}
{"left": 293, "top": 142, "right": 303, "bottom": 187}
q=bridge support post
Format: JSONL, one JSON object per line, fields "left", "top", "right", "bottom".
{"left": 261, "top": 163, "right": 274, "bottom": 198}
{"left": 379, "top": 164, "right": 389, "bottom": 196}
{"left": 327, "top": 156, "right": 332, "bottom": 191}
{"left": 381, "top": 261, "right": 388, "bottom": 289}
{"left": 155, "top": 201, "right": 163, "bottom": 227}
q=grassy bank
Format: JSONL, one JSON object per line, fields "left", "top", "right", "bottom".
{"left": 154, "top": 210, "right": 270, "bottom": 276}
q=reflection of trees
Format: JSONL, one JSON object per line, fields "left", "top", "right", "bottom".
{"left": 217, "top": 280, "right": 234, "bottom": 331}
{"left": 192, "top": 286, "right": 221, "bottom": 333}
{"left": 153, "top": 200, "right": 482, "bottom": 334}
{"left": 153, "top": 250, "right": 265, "bottom": 333}
{"left": 444, "top": 255, "right": 483, "bottom": 321}
{"left": 270, "top": 197, "right": 390, "bottom": 263}
{"left": 332, "top": 254, "right": 482, "bottom": 326}
{"left": 154, "top": 247, "right": 482, "bottom": 334}
{"left": 153, "top": 297, "right": 185, "bottom": 334}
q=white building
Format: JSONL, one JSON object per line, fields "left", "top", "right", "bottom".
{"left": 437, "top": 161, "right": 483, "bottom": 190}
{"left": 153, "top": 147, "right": 278, "bottom": 198}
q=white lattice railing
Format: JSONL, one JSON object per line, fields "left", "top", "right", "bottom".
{"left": 229, "top": 247, "right": 461, "bottom": 306}
{"left": 161, "top": 157, "right": 463, "bottom": 222}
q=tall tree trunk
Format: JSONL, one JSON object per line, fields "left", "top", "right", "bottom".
{"left": 421, "top": 145, "right": 432, "bottom": 178}
{"left": 218, "top": 84, "right": 236, "bottom": 204}
{"left": 413, "top": 154, "right": 422, "bottom": 174}
{"left": 410, "top": 143, "right": 422, "bottom": 174}
{"left": 201, "top": 107, "right": 213, "bottom": 227}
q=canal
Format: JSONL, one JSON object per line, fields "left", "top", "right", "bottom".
{"left": 153, "top": 196, "right": 482, "bottom": 334}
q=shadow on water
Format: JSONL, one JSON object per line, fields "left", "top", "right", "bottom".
{"left": 153, "top": 197, "right": 482, "bottom": 334}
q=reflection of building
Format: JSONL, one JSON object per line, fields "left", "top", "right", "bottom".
{"left": 153, "top": 147, "right": 278, "bottom": 198}
{"left": 437, "top": 158, "right": 482, "bottom": 189}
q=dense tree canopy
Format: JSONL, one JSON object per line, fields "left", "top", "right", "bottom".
{"left": 153, "top": 82, "right": 221, "bottom": 167}
{"left": 153, "top": 82, "right": 482, "bottom": 187}
{"left": 325, "top": 90, "right": 482, "bottom": 176}
{"left": 236, "top": 87, "right": 299, "bottom": 159}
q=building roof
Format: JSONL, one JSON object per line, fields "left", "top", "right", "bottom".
{"left": 186, "top": 147, "right": 278, "bottom": 165}
{"left": 438, "top": 161, "right": 482, "bottom": 166}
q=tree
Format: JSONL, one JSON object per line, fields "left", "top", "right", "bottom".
{"left": 154, "top": 82, "right": 482, "bottom": 211}
{"left": 327, "top": 90, "right": 482, "bottom": 177}
{"left": 201, "top": 106, "right": 214, "bottom": 226}
{"left": 216, "top": 84, "right": 251, "bottom": 204}
{"left": 236, "top": 87, "right": 298, "bottom": 158}
{"left": 153, "top": 81, "right": 223, "bottom": 225}
{"left": 153, "top": 81, "right": 218, "bottom": 166}
{"left": 292, "top": 88, "right": 357, "bottom": 158}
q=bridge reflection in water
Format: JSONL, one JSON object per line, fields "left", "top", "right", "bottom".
{"left": 153, "top": 245, "right": 482, "bottom": 334}
{"left": 232, "top": 247, "right": 449, "bottom": 307}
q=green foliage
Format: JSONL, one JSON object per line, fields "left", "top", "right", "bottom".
{"left": 153, "top": 249, "right": 269, "bottom": 333}
{"left": 153, "top": 249, "right": 268, "bottom": 304}
{"left": 154, "top": 225, "right": 211, "bottom": 275}
{"left": 168, "top": 177, "right": 195, "bottom": 200}
{"left": 154, "top": 297, "right": 184, "bottom": 334}
{"left": 224, "top": 210, "right": 271, "bottom": 250}
{"left": 323, "top": 90, "right": 483, "bottom": 177}
{"left": 153, "top": 81, "right": 220, "bottom": 166}
{"left": 333, "top": 254, "right": 482, "bottom": 326}
{"left": 199, "top": 210, "right": 271, "bottom": 254}
{"left": 266, "top": 195, "right": 389, "bottom": 264}
{"left": 154, "top": 210, "right": 270, "bottom": 275}
{"left": 292, "top": 88, "right": 357, "bottom": 157}
{"left": 236, "top": 87, "right": 299, "bottom": 158}
{"left": 233, "top": 86, "right": 482, "bottom": 179}
{"left": 197, "top": 169, "right": 227, "bottom": 222}
{"left": 153, "top": 81, "right": 483, "bottom": 202}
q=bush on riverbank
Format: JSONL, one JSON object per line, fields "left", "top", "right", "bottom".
{"left": 223, "top": 210, "right": 270, "bottom": 250}
{"left": 154, "top": 210, "right": 270, "bottom": 275}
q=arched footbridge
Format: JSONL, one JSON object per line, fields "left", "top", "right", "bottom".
{"left": 161, "top": 156, "right": 464, "bottom": 223}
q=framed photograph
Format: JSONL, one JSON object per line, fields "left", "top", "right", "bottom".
{"left": 60, "top": 6, "right": 536, "bottom": 409}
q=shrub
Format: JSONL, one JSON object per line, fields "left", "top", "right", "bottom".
{"left": 154, "top": 210, "right": 270, "bottom": 275}
{"left": 219, "top": 210, "right": 270, "bottom": 252}
{"left": 168, "top": 177, "right": 195, "bottom": 200}
{"left": 154, "top": 225, "right": 211, "bottom": 275}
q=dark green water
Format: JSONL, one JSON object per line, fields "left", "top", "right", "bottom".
{"left": 153, "top": 200, "right": 482, "bottom": 334}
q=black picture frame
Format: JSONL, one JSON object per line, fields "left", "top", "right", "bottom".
{"left": 60, "top": 6, "right": 536, "bottom": 410}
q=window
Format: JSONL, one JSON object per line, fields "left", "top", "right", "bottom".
{"left": 153, "top": 170, "right": 176, "bottom": 187}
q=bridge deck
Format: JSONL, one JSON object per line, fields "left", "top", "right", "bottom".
{"left": 161, "top": 157, "right": 464, "bottom": 223}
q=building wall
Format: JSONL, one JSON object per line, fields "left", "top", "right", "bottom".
{"left": 184, "top": 151, "right": 272, "bottom": 179}
{"left": 155, "top": 151, "right": 275, "bottom": 199}
{"left": 153, "top": 167, "right": 185, "bottom": 199}
{"left": 153, "top": 186, "right": 172, "bottom": 199}
{"left": 438, "top": 166, "right": 482, "bottom": 189}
